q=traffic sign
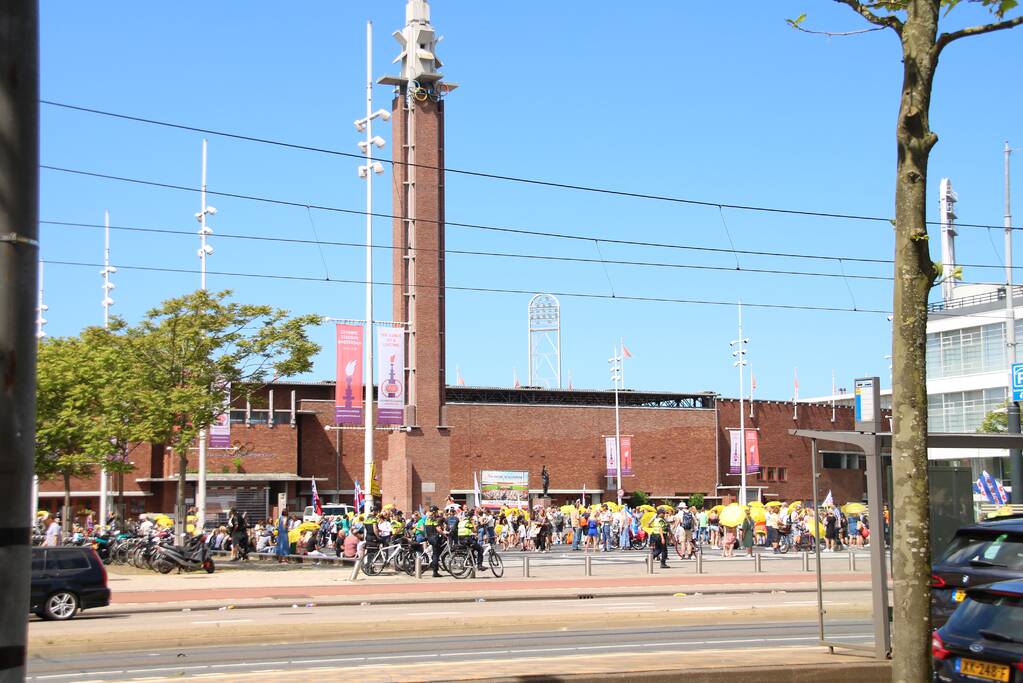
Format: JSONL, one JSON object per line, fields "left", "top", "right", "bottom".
{"left": 1012, "top": 363, "right": 1023, "bottom": 401}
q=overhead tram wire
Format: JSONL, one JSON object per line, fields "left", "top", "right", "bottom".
{"left": 39, "top": 166, "right": 1011, "bottom": 273}
{"left": 40, "top": 219, "right": 895, "bottom": 282}
{"left": 41, "top": 258, "right": 892, "bottom": 316}
{"left": 40, "top": 100, "right": 1016, "bottom": 232}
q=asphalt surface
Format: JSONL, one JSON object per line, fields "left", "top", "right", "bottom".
{"left": 26, "top": 619, "right": 874, "bottom": 681}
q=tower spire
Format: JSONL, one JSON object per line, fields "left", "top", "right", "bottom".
{"left": 381, "top": 0, "right": 456, "bottom": 90}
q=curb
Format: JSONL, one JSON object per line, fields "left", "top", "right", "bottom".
{"left": 99, "top": 583, "right": 872, "bottom": 616}
{"left": 488, "top": 661, "right": 892, "bottom": 683}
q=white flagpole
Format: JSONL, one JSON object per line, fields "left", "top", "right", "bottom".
{"left": 831, "top": 369, "right": 837, "bottom": 422}
{"left": 731, "top": 302, "right": 749, "bottom": 507}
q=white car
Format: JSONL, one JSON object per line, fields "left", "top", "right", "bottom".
{"left": 303, "top": 503, "right": 352, "bottom": 523}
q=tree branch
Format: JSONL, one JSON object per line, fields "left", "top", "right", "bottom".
{"left": 791, "top": 23, "right": 886, "bottom": 36}
{"left": 834, "top": 0, "right": 904, "bottom": 33}
{"left": 936, "top": 15, "right": 1023, "bottom": 53}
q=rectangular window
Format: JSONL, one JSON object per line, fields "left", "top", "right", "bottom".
{"left": 823, "top": 453, "right": 844, "bottom": 469}
{"left": 766, "top": 467, "right": 776, "bottom": 482}
{"left": 777, "top": 467, "right": 787, "bottom": 482}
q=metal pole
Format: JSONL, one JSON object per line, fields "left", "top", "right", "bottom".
{"left": 196, "top": 140, "right": 209, "bottom": 537}
{"left": 613, "top": 345, "right": 622, "bottom": 506}
{"left": 1006, "top": 141, "right": 1023, "bottom": 503}
{"left": 734, "top": 303, "right": 748, "bottom": 507}
{"left": 866, "top": 434, "right": 892, "bottom": 659}
{"left": 0, "top": 4, "right": 39, "bottom": 677}
{"left": 363, "top": 20, "right": 376, "bottom": 515}
{"left": 99, "top": 210, "right": 110, "bottom": 528}
{"left": 811, "top": 438, "right": 825, "bottom": 645}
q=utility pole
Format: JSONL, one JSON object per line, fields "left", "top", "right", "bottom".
{"left": 730, "top": 303, "right": 749, "bottom": 507}
{"left": 99, "top": 210, "right": 114, "bottom": 528}
{"left": 193, "top": 140, "right": 216, "bottom": 537}
{"left": 608, "top": 345, "right": 623, "bottom": 506}
{"left": 1006, "top": 141, "right": 1023, "bottom": 502}
{"left": 355, "top": 20, "right": 388, "bottom": 514}
{"left": 0, "top": 2, "right": 39, "bottom": 679}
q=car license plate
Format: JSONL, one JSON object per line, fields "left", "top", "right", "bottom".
{"left": 953, "top": 589, "right": 967, "bottom": 602}
{"left": 956, "top": 657, "right": 1010, "bottom": 682}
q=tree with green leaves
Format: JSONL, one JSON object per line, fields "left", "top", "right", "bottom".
{"left": 36, "top": 325, "right": 143, "bottom": 535}
{"left": 126, "top": 290, "right": 320, "bottom": 540}
{"left": 792, "top": 2, "right": 1020, "bottom": 679}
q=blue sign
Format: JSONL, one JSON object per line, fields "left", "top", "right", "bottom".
{"left": 1012, "top": 363, "right": 1023, "bottom": 401}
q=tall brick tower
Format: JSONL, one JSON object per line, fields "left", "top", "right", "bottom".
{"left": 379, "top": 0, "right": 455, "bottom": 511}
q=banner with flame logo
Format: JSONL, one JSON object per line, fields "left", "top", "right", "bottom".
{"left": 376, "top": 326, "right": 405, "bottom": 425}
{"left": 335, "top": 324, "right": 363, "bottom": 425}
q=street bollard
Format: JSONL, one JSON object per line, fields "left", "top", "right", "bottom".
{"left": 801, "top": 551, "right": 810, "bottom": 572}
{"left": 585, "top": 555, "right": 592, "bottom": 577}
{"left": 349, "top": 556, "right": 362, "bottom": 582}
{"left": 415, "top": 553, "right": 423, "bottom": 579}
{"left": 695, "top": 551, "right": 703, "bottom": 575}
{"left": 646, "top": 553, "right": 654, "bottom": 574}
{"left": 849, "top": 551, "right": 856, "bottom": 572}
{"left": 754, "top": 552, "right": 762, "bottom": 573}
{"left": 522, "top": 555, "right": 530, "bottom": 578}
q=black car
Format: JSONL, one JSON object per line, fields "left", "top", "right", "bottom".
{"left": 933, "top": 578, "right": 1023, "bottom": 682}
{"left": 30, "top": 547, "right": 111, "bottom": 620}
{"left": 931, "top": 515, "right": 1023, "bottom": 628}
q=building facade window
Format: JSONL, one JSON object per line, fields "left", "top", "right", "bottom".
{"left": 925, "top": 321, "right": 1017, "bottom": 379}
{"left": 927, "top": 386, "right": 1007, "bottom": 433}
{"left": 926, "top": 319, "right": 1023, "bottom": 380}
{"left": 777, "top": 467, "right": 787, "bottom": 482}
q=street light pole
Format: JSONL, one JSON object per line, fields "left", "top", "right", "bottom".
{"left": 355, "top": 21, "right": 388, "bottom": 514}
{"left": 99, "top": 210, "right": 115, "bottom": 527}
{"left": 608, "top": 346, "right": 623, "bottom": 506}
{"left": 731, "top": 303, "right": 750, "bottom": 507}
{"left": 1005, "top": 141, "right": 1023, "bottom": 502}
{"left": 194, "top": 139, "right": 217, "bottom": 536}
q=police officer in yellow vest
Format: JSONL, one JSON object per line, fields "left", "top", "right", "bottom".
{"left": 651, "top": 510, "right": 670, "bottom": 569}
{"left": 457, "top": 509, "right": 483, "bottom": 567}
{"left": 424, "top": 506, "right": 445, "bottom": 578}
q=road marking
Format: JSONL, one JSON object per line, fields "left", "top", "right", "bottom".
{"left": 414, "top": 611, "right": 461, "bottom": 617}
{"left": 192, "top": 619, "right": 254, "bottom": 625}
{"left": 670, "top": 606, "right": 749, "bottom": 612}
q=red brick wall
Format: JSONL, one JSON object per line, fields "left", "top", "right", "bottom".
{"left": 715, "top": 399, "right": 866, "bottom": 503}
{"left": 445, "top": 403, "right": 719, "bottom": 499}
{"left": 384, "top": 91, "right": 453, "bottom": 512}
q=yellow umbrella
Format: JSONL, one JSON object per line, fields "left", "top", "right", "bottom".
{"left": 605, "top": 502, "right": 622, "bottom": 512}
{"left": 748, "top": 501, "right": 764, "bottom": 508}
{"left": 788, "top": 501, "right": 802, "bottom": 509}
{"left": 750, "top": 507, "right": 767, "bottom": 523}
{"left": 764, "top": 501, "right": 783, "bottom": 508}
{"left": 637, "top": 505, "right": 656, "bottom": 513}
{"left": 841, "top": 502, "right": 867, "bottom": 515}
{"left": 710, "top": 504, "right": 725, "bottom": 514}
{"left": 382, "top": 503, "right": 394, "bottom": 511}
{"left": 989, "top": 505, "right": 1014, "bottom": 519}
{"left": 807, "top": 520, "right": 827, "bottom": 538}
{"left": 559, "top": 504, "right": 575, "bottom": 514}
{"left": 719, "top": 504, "right": 746, "bottom": 527}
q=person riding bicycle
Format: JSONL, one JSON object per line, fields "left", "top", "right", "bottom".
{"left": 457, "top": 510, "right": 483, "bottom": 567}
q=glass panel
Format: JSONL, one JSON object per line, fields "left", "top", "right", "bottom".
{"left": 927, "top": 333, "right": 942, "bottom": 379}
{"left": 960, "top": 329, "right": 983, "bottom": 374}
{"left": 929, "top": 395, "right": 945, "bottom": 432}
{"left": 982, "top": 323, "right": 1005, "bottom": 373}
{"left": 941, "top": 332, "right": 962, "bottom": 378}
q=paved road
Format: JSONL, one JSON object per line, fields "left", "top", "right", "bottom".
{"left": 27, "top": 618, "right": 874, "bottom": 681}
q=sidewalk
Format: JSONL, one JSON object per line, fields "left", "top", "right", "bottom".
{"left": 104, "top": 564, "right": 874, "bottom": 613}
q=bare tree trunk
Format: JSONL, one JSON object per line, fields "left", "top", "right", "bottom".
{"left": 891, "top": 2, "right": 939, "bottom": 681}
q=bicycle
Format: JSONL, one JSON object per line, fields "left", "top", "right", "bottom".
{"left": 362, "top": 538, "right": 407, "bottom": 576}
{"left": 447, "top": 540, "right": 504, "bottom": 579}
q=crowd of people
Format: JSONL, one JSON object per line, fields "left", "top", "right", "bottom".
{"left": 35, "top": 496, "right": 891, "bottom": 577}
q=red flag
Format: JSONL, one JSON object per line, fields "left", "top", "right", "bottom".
{"left": 456, "top": 366, "right": 465, "bottom": 386}
{"left": 751, "top": 372, "right": 757, "bottom": 391}
{"left": 513, "top": 368, "right": 521, "bottom": 389}
{"left": 793, "top": 368, "right": 799, "bottom": 399}
{"left": 621, "top": 342, "right": 632, "bottom": 358}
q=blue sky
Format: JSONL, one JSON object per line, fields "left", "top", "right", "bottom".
{"left": 40, "top": 1, "right": 1023, "bottom": 399}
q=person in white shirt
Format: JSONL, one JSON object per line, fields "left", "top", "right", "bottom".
{"left": 138, "top": 515, "right": 155, "bottom": 537}
{"left": 766, "top": 509, "right": 781, "bottom": 553}
{"left": 43, "top": 518, "right": 61, "bottom": 546}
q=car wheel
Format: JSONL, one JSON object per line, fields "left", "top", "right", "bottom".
{"left": 43, "top": 591, "right": 79, "bottom": 621}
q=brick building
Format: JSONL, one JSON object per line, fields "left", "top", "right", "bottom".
{"left": 36, "top": 1, "right": 866, "bottom": 523}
